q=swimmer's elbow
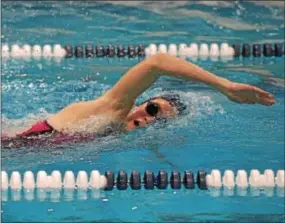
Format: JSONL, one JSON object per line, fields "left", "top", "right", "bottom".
{"left": 149, "top": 53, "right": 185, "bottom": 75}
{"left": 151, "top": 53, "right": 167, "bottom": 67}
{"left": 145, "top": 53, "right": 169, "bottom": 76}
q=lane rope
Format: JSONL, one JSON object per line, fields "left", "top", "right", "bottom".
{"left": 2, "top": 43, "right": 284, "bottom": 62}
{"left": 2, "top": 169, "right": 284, "bottom": 191}
{"left": 2, "top": 169, "right": 284, "bottom": 201}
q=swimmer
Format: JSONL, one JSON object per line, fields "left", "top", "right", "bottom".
{"left": 2, "top": 54, "right": 276, "bottom": 145}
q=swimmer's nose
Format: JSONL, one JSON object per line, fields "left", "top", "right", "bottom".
{"left": 134, "top": 120, "right": 140, "bottom": 127}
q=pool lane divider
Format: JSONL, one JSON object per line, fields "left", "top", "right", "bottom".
{"left": 2, "top": 43, "right": 284, "bottom": 62}
{"left": 1, "top": 169, "right": 284, "bottom": 201}
{"left": 1, "top": 169, "right": 284, "bottom": 191}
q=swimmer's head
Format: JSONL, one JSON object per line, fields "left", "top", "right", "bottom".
{"left": 125, "top": 94, "right": 186, "bottom": 131}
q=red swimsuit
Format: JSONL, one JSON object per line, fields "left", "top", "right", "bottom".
{"left": 1, "top": 120, "right": 55, "bottom": 149}
{"left": 17, "top": 120, "right": 55, "bottom": 137}
{"left": 2, "top": 120, "right": 98, "bottom": 149}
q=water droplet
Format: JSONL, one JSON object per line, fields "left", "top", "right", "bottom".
{"left": 37, "top": 64, "right": 43, "bottom": 70}
{"left": 48, "top": 208, "right": 54, "bottom": 212}
{"left": 236, "top": 9, "right": 241, "bottom": 16}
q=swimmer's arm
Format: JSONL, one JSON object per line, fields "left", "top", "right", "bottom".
{"left": 104, "top": 53, "right": 275, "bottom": 114}
{"left": 149, "top": 54, "right": 275, "bottom": 105}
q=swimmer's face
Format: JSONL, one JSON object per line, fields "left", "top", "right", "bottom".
{"left": 125, "top": 98, "right": 177, "bottom": 131}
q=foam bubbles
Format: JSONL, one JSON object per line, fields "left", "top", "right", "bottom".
{"left": 1, "top": 108, "right": 50, "bottom": 137}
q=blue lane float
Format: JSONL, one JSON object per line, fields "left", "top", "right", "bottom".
{"left": 197, "top": 170, "right": 208, "bottom": 190}
{"left": 144, "top": 170, "right": 155, "bottom": 190}
{"left": 85, "top": 45, "right": 94, "bottom": 58}
{"left": 130, "top": 171, "right": 141, "bottom": 190}
{"left": 116, "top": 170, "right": 128, "bottom": 190}
{"left": 253, "top": 44, "right": 261, "bottom": 57}
{"left": 96, "top": 45, "right": 105, "bottom": 57}
{"left": 170, "top": 171, "right": 181, "bottom": 189}
{"left": 183, "top": 170, "right": 195, "bottom": 189}
{"left": 75, "top": 45, "right": 84, "bottom": 58}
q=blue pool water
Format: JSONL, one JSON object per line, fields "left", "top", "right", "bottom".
{"left": 1, "top": 1, "right": 285, "bottom": 222}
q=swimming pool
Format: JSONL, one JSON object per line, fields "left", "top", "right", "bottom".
{"left": 1, "top": 1, "right": 285, "bottom": 222}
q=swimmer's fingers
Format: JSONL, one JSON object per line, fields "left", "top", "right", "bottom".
{"left": 228, "top": 94, "right": 271, "bottom": 105}
{"left": 252, "top": 87, "right": 275, "bottom": 104}
{"left": 252, "top": 86, "right": 274, "bottom": 99}
{"left": 241, "top": 97, "right": 275, "bottom": 106}
{"left": 253, "top": 88, "right": 276, "bottom": 106}
{"left": 237, "top": 97, "right": 274, "bottom": 105}
{"left": 257, "top": 97, "right": 276, "bottom": 106}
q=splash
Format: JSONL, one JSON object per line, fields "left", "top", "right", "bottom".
{"left": 1, "top": 108, "right": 51, "bottom": 137}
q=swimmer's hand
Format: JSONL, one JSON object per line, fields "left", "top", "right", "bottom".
{"left": 222, "top": 82, "right": 276, "bottom": 106}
